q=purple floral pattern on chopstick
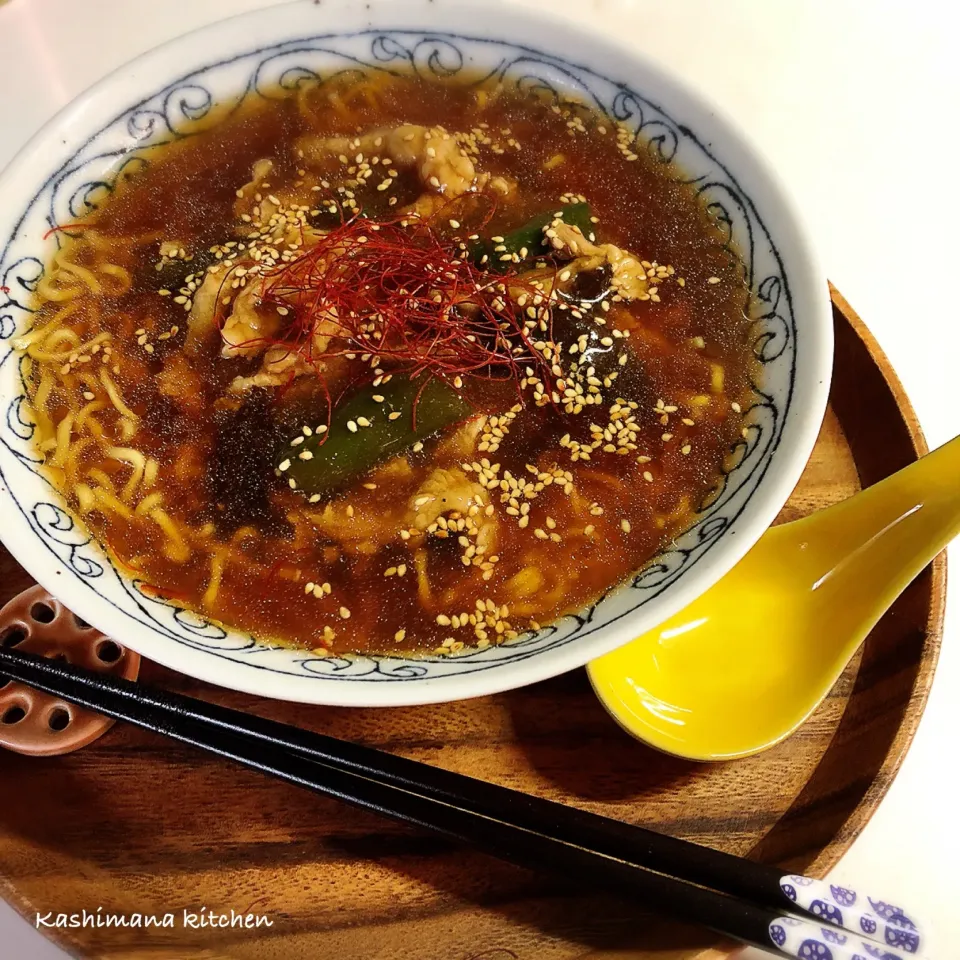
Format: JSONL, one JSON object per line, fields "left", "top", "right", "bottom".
{"left": 769, "top": 917, "right": 921, "bottom": 960}
{"left": 778, "top": 876, "right": 922, "bottom": 954}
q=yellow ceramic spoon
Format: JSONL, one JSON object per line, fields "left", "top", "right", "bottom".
{"left": 588, "top": 433, "right": 960, "bottom": 761}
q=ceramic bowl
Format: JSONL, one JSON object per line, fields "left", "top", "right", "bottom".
{"left": 0, "top": 0, "right": 832, "bottom": 706}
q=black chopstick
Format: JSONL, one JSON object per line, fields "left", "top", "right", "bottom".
{"left": 3, "top": 646, "right": 787, "bottom": 904}
{"left": 0, "top": 648, "right": 784, "bottom": 954}
{"left": 0, "top": 647, "right": 908, "bottom": 959}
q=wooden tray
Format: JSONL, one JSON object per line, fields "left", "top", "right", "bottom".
{"left": 0, "top": 286, "right": 944, "bottom": 960}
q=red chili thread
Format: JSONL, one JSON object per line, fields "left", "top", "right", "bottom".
{"left": 253, "top": 206, "right": 559, "bottom": 395}
{"left": 42, "top": 222, "right": 94, "bottom": 240}
{"left": 138, "top": 582, "right": 192, "bottom": 603}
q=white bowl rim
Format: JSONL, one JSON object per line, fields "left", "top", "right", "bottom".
{"left": 0, "top": 0, "right": 833, "bottom": 706}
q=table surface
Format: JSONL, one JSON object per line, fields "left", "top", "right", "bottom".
{"left": 0, "top": 0, "right": 957, "bottom": 957}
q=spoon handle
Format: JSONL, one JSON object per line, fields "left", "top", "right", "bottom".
{"left": 792, "top": 432, "right": 960, "bottom": 602}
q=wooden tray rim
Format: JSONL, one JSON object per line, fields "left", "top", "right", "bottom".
{"left": 802, "top": 284, "right": 945, "bottom": 877}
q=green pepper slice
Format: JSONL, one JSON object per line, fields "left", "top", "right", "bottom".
{"left": 469, "top": 202, "right": 593, "bottom": 271}
{"left": 280, "top": 375, "right": 473, "bottom": 498}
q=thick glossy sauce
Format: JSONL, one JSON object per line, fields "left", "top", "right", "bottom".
{"left": 25, "top": 73, "right": 755, "bottom": 655}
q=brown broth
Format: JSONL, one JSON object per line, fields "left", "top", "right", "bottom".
{"left": 24, "top": 72, "right": 755, "bottom": 656}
